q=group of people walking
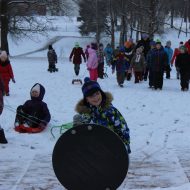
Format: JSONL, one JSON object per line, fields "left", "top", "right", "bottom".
{"left": 69, "top": 35, "right": 190, "bottom": 91}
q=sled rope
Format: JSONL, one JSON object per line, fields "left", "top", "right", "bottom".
{"left": 4, "top": 104, "right": 46, "bottom": 125}
{"left": 50, "top": 122, "right": 73, "bottom": 138}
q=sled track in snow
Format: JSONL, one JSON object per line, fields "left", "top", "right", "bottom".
{"left": 1, "top": 150, "right": 190, "bottom": 189}
{"left": 177, "top": 149, "right": 190, "bottom": 182}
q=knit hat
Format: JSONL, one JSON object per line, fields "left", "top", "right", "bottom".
{"left": 82, "top": 77, "right": 102, "bottom": 97}
{"left": 48, "top": 45, "right": 53, "bottom": 50}
{"left": 0, "top": 51, "right": 8, "bottom": 60}
{"left": 179, "top": 45, "right": 187, "bottom": 51}
{"left": 91, "top": 42, "right": 98, "bottom": 50}
{"left": 119, "top": 46, "right": 125, "bottom": 52}
{"left": 124, "top": 41, "right": 132, "bottom": 48}
{"left": 156, "top": 39, "right": 161, "bottom": 45}
{"left": 142, "top": 33, "right": 149, "bottom": 39}
{"left": 166, "top": 40, "right": 171, "bottom": 46}
{"left": 75, "top": 42, "right": 79, "bottom": 48}
{"left": 150, "top": 41, "right": 156, "bottom": 46}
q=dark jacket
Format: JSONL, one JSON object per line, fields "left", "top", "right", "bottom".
{"left": 75, "top": 92, "right": 130, "bottom": 146}
{"left": 47, "top": 49, "right": 57, "bottom": 64}
{"left": 69, "top": 47, "right": 86, "bottom": 64}
{"left": 175, "top": 52, "right": 190, "bottom": 73}
{"left": 22, "top": 83, "right": 51, "bottom": 126}
{"left": 136, "top": 38, "right": 151, "bottom": 57}
{"left": 149, "top": 47, "right": 168, "bottom": 72}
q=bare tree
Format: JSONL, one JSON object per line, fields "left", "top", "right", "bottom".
{"left": 0, "top": 0, "right": 74, "bottom": 54}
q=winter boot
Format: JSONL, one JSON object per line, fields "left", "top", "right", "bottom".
{"left": 0, "top": 127, "right": 8, "bottom": 144}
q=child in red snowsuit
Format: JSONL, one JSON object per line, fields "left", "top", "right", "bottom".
{"left": 0, "top": 51, "right": 15, "bottom": 96}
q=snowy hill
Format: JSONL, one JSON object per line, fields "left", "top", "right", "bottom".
{"left": 1, "top": 16, "right": 190, "bottom": 190}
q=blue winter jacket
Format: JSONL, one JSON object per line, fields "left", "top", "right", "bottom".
{"left": 75, "top": 92, "right": 130, "bottom": 147}
{"left": 164, "top": 46, "right": 173, "bottom": 65}
{"left": 104, "top": 46, "right": 113, "bottom": 63}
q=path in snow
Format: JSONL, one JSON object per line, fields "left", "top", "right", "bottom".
{"left": 0, "top": 149, "right": 189, "bottom": 190}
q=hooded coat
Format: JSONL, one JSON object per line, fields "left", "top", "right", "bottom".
{"left": 75, "top": 92, "right": 130, "bottom": 147}
{"left": 20, "top": 83, "right": 51, "bottom": 126}
{"left": 87, "top": 48, "right": 98, "bottom": 69}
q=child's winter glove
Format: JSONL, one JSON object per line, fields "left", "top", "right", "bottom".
{"left": 12, "top": 78, "right": 16, "bottom": 83}
{"left": 73, "top": 114, "right": 91, "bottom": 127}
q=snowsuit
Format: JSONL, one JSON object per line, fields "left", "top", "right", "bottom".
{"left": 164, "top": 46, "right": 173, "bottom": 79}
{"left": 14, "top": 83, "right": 51, "bottom": 133}
{"left": 87, "top": 48, "right": 99, "bottom": 81}
{"left": 175, "top": 52, "right": 190, "bottom": 90}
{"left": 69, "top": 47, "right": 86, "bottom": 76}
{"left": 146, "top": 48, "right": 155, "bottom": 87}
{"left": 112, "top": 52, "right": 130, "bottom": 86}
{"left": 130, "top": 53, "right": 146, "bottom": 83}
{"left": 0, "top": 59, "right": 14, "bottom": 95}
{"left": 75, "top": 92, "right": 131, "bottom": 153}
{"left": 149, "top": 47, "right": 168, "bottom": 89}
{"left": 104, "top": 45, "right": 113, "bottom": 66}
{"left": 47, "top": 49, "right": 57, "bottom": 72}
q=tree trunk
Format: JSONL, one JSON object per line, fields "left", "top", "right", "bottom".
{"left": 1, "top": 0, "right": 9, "bottom": 54}
{"left": 148, "top": 0, "right": 157, "bottom": 40}
{"left": 109, "top": 0, "right": 115, "bottom": 49}
{"left": 95, "top": 0, "right": 100, "bottom": 44}
{"left": 170, "top": 5, "right": 174, "bottom": 28}
{"left": 119, "top": 0, "right": 126, "bottom": 46}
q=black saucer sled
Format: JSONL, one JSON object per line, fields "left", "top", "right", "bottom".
{"left": 47, "top": 68, "right": 58, "bottom": 72}
{"left": 52, "top": 123, "right": 129, "bottom": 190}
{"left": 72, "top": 79, "right": 83, "bottom": 85}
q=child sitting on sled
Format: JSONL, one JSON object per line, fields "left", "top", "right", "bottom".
{"left": 14, "top": 83, "right": 51, "bottom": 133}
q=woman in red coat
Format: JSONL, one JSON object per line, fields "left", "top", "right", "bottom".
{"left": 0, "top": 51, "right": 15, "bottom": 96}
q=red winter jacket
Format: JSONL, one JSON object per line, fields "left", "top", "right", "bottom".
{"left": 0, "top": 60, "right": 14, "bottom": 81}
{"left": 171, "top": 48, "right": 181, "bottom": 66}
{"left": 185, "top": 41, "right": 190, "bottom": 54}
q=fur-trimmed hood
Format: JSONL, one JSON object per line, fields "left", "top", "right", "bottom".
{"left": 75, "top": 92, "right": 113, "bottom": 114}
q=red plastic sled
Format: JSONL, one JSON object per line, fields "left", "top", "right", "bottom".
{"left": 14, "top": 125, "right": 45, "bottom": 133}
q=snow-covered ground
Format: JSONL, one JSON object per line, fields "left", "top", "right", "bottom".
{"left": 1, "top": 16, "right": 190, "bottom": 190}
